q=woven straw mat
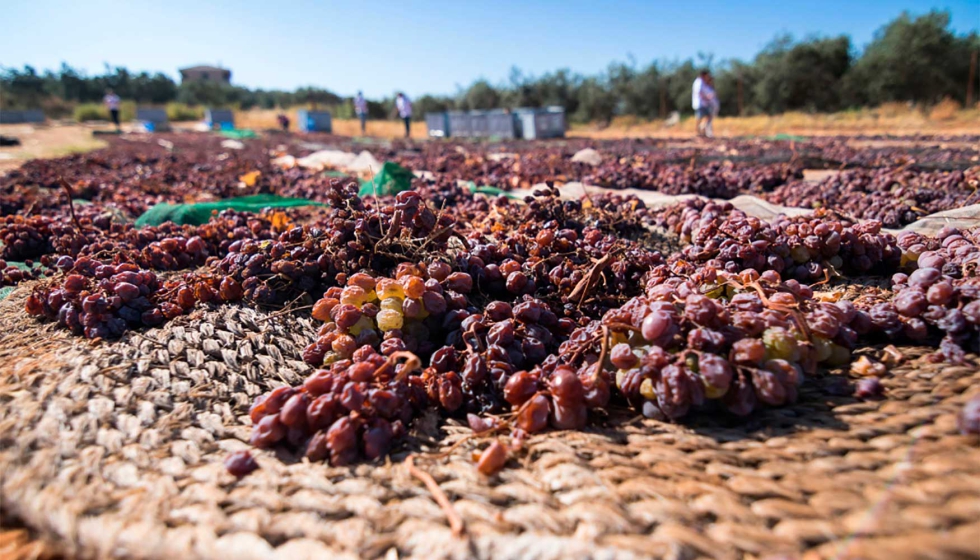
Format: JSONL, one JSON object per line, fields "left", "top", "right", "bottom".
{"left": 0, "top": 285, "right": 978, "bottom": 560}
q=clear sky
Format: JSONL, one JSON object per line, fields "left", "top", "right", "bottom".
{"left": 2, "top": 0, "right": 978, "bottom": 99}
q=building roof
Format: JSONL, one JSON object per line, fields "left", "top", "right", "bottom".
{"left": 179, "top": 65, "right": 231, "bottom": 74}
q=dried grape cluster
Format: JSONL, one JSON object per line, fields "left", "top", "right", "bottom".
{"left": 580, "top": 159, "right": 803, "bottom": 198}
{"left": 878, "top": 227, "right": 980, "bottom": 363}
{"left": 652, "top": 198, "right": 902, "bottom": 278}
{"left": 765, "top": 167, "right": 980, "bottom": 228}
{"left": 25, "top": 258, "right": 167, "bottom": 338}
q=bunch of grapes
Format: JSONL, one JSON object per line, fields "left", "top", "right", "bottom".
{"left": 765, "top": 167, "right": 980, "bottom": 228}
{"left": 872, "top": 226, "right": 980, "bottom": 363}
{"left": 302, "top": 265, "right": 455, "bottom": 367}
{"left": 653, "top": 198, "right": 902, "bottom": 279}
{"left": 580, "top": 159, "right": 802, "bottom": 198}
{"left": 1, "top": 259, "right": 46, "bottom": 287}
{"left": 0, "top": 215, "right": 60, "bottom": 260}
{"left": 25, "top": 258, "right": 167, "bottom": 339}
{"left": 541, "top": 266, "right": 864, "bottom": 422}
{"left": 246, "top": 344, "right": 424, "bottom": 466}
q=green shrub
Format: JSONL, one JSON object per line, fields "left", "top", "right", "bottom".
{"left": 73, "top": 100, "right": 137, "bottom": 122}
{"left": 119, "top": 101, "right": 137, "bottom": 122}
{"left": 40, "top": 97, "right": 75, "bottom": 119}
{"left": 74, "top": 103, "right": 108, "bottom": 122}
{"left": 166, "top": 102, "right": 203, "bottom": 121}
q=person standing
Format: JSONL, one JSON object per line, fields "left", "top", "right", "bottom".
{"left": 354, "top": 91, "right": 368, "bottom": 135}
{"left": 395, "top": 92, "right": 412, "bottom": 138}
{"left": 103, "top": 89, "right": 121, "bottom": 131}
{"left": 277, "top": 113, "right": 290, "bottom": 131}
{"left": 691, "top": 70, "right": 715, "bottom": 137}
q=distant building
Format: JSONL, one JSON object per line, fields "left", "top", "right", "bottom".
{"left": 179, "top": 65, "right": 232, "bottom": 84}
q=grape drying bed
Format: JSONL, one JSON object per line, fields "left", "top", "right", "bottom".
{"left": 0, "top": 133, "right": 978, "bottom": 560}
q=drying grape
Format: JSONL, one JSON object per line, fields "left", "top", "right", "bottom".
{"left": 477, "top": 440, "right": 508, "bottom": 475}
{"left": 225, "top": 451, "right": 260, "bottom": 478}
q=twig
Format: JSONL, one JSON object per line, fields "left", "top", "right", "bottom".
{"left": 405, "top": 455, "right": 465, "bottom": 537}
{"left": 374, "top": 209, "right": 404, "bottom": 249}
{"left": 425, "top": 421, "right": 509, "bottom": 461}
{"left": 58, "top": 177, "right": 83, "bottom": 231}
{"left": 568, "top": 249, "right": 622, "bottom": 307}
{"left": 384, "top": 350, "right": 422, "bottom": 382}
{"left": 594, "top": 325, "right": 610, "bottom": 382}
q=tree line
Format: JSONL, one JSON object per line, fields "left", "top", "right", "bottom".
{"left": 2, "top": 11, "right": 977, "bottom": 123}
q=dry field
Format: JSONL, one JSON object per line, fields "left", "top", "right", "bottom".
{"left": 233, "top": 109, "right": 429, "bottom": 139}
{"left": 571, "top": 102, "right": 980, "bottom": 139}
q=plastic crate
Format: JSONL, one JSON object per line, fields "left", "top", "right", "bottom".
{"left": 486, "top": 110, "right": 517, "bottom": 138}
{"left": 448, "top": 111, "right": 472, "bottom": 138}
{"left": 515, "top": 107, "right": 565, "bottom": 139}
{"left": 136, "top": 108, "right": 170, "bottom": 131}
{"left": 297, "top": 110, "right": 332, "bottom": 133}
{"left": 426, "top": 113, "right": 449, "bottom": 137}
{"left": 0, "top": 109, "right": 45, "bottom": 124}
{"left": 205, "top": 109, "right": 235, "bottom": 130}
{"left": 469, "top": 111, "right": 489, "bottom": 138}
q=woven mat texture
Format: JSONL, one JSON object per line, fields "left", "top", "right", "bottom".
{"left": 0, "top": 286, "right": 978, "bottom": 560}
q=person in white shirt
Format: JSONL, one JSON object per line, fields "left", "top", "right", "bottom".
{"left": 103, "top": 89, "right": 121, "bottom": 131}
{"left": 354, "top": 91, "right": 368, "bottom": 135}
{"left": 395, "top": 92, "right": 412, "bottom": 138}
{"left": 692, "top": 70, "right": 716, "bottom": 138}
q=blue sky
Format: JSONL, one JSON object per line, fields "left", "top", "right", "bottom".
{"left": 2, "top": 0, "right": 978, "bottom": 99}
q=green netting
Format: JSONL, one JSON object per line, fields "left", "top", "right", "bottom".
{"left": 219, "top": 129, "right": 258, "bottom": 139}
{"left": 134, "top": 194, "right": 325, "bottom": 227}
{"left": 764, "top": 134, "right": 809, "bottom": 142}
{"left": 0, "top": 261, "right": 37, "bottom": 301}
{"left": 358, "top": 162, "right": 415, "bottom": 198}
{"left": 463, "top": 182, "right": 523, "bottom": 200}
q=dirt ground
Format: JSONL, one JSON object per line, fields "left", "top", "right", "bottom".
{"left": 0, "top": 123, "right": 112, "bottom": 173}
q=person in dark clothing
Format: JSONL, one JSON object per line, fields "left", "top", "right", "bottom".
{"left": 354, "top": 91, "right": 368, "bottom": 135}
{"left": 277, "top": 113, "right": 290, "bottom": 131}
{"left": 103, "top": 89, "right": 121, "bottom": 131}
{"left": 395, "top": 92, "right": 412, "bottom": 138}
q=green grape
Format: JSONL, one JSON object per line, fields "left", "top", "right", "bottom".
{"left": 790, "top": 245, "right": 811, "bottom": 263}
{"left": 763, "top": 327, "right": 800, "bottom": 362}
{"left": 349, "top": 315, "right": 375, "bottom": 335}
{"left": 615, "top": 369, "right": 628, "bottom": 391}
{"left": 380, "top": 297, "right": 403, "bottom": 312}
{"left": 704, "top": 284, "right": 725, "bottom": 299}
{"left": 639, "top": 378, "right": 656, "bottom": 400}
{"left": 812, "top": 336, "right": 833, "bottom": 362}
{"left": 376, "top": 309, "right": 404, "bottom": 332}
{"left": 825, "top": 343, "right": 851, "bottom": 366}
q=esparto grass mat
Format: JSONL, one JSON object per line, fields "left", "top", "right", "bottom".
{"left": 0, "top": 286, "right": 977, "bottom": 560}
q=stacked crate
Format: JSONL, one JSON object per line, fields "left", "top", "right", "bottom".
{"left": 426, "top": 107, "right": 564, "bottom": 139}
{"left": 298, "top": 110, "right": 332, "bottom": 133}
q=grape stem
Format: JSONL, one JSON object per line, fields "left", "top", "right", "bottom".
{"left": 569, "top": 249, "right": 622, "bottom": 307}
{"left": 385, "top": 350, "right": 422, "bottom": 382}
{"left": 58, "top": 177, "right": 84, "bottom": 232}
{"left": 725, "top": 276, "right": 812, "bottom": 341}
{"left": 594, "top": 325, "right": 610, "bottom": 382}
{"left": 405, "top": 454, "right": 466, "bottom": 537}
{"left": 427, "top": 420, "right": 509, "bottom": 461}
